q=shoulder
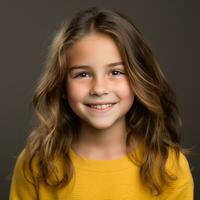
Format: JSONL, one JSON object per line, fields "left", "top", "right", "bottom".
{"left": 12, "top": 148, "right": 32, "bottom": 174}
{"left": 14, "top": 148, "right": 38, "bottom": 168}
{"left": 156, "top": 149, "right": 194, "bottom": 199}
{"left": 12, "top": 148, "right": 42, "bottom": 182}
{"left": 10, "top": 149, "right": 39, "bottom": 199}
{"left": 13, "top": 148, "right": 28, "bottom": 173}
{"left": 13, "top": 148, "right": 67, "bottom": 184}
{"left": 165, "top": 148, "right": 194, "bottom": 187}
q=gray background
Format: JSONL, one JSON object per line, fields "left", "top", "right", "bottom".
{"left": 0, "top": 1, "right": 199, "bottom": 199}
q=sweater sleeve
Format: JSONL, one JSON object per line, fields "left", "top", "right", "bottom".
{"left": 9, "top": 149, "right": 38, "bottom": 200}
{"left": 158, "top": 151, "right": 194, "bottom": 200}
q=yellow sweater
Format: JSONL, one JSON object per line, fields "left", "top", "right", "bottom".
{"left": 9, "top": 147, "right": 194, "bottom": 200}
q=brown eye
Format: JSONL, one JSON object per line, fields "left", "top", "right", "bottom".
{"left": 74, "top": 72, "right": 90, "bottom": 78}
{"left": 111, "top": 70, "right": 125, "bottom": 76}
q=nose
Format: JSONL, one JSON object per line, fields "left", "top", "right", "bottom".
{"left": 89, "top": 76, "right": 110, "bottom": 96}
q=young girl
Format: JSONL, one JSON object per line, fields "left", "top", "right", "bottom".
{"left": 9, "top": 7, "right": 194, "bottom": 200}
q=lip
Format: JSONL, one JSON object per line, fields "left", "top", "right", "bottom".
{"left": 85, "top": 102, "right": 117, "bottom": 105}
{"left": 85, "top": 103, "right": 117, "bottom": 113}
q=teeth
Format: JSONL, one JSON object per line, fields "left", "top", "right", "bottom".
{"left": 89, "top": 104, "right": 113, "bottom": 109}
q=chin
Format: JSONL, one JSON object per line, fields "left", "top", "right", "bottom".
{"left": 85, "top": 119, "right": 117, "bottom": 130}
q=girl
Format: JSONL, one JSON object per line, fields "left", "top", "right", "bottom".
{"left": 9, "top": 7, "right": 194, "bottom": 200}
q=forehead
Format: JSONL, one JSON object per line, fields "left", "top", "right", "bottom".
{"left": 67, "top": 33, "right": 122, "bottom": 65}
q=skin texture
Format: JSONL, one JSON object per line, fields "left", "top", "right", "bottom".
{"left": 66, "top": 33, "right": 135, "bottom": 160}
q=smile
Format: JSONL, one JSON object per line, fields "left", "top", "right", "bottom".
{"left": 85, "top": 103, "right": 116, "bottom": 112}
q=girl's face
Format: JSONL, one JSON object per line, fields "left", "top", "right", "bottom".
{"left": 66, "top": 33, "right": 134, "bottom": 130}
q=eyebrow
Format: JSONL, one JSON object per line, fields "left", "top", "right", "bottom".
{"left": 68, "top": 61, "right": 125, "bottom": 72}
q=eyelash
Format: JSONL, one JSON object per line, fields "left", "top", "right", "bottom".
{"left": 74, "top": 70, "right": 125, "bottom": 78}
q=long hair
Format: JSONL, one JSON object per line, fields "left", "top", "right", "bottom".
{"left": 23, "top": 7, "right": 191, "bottom": 197}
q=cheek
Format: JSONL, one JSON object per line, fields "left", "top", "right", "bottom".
{"left": 67, "top": 81, "right": 87, "bottom": 102}
{"left": 114, "top": 79, "right": 134, "bottom": 99}
{"left": 114, "top": 79, "right": 135, "bottom": 112}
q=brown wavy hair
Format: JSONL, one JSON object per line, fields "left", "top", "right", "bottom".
{"left": 23, "top": 7, "right": 191, "bottom": 197}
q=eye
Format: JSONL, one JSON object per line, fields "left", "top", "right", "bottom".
{"left": 74, "top": 72, "right": 90, "bottom": 78}
{"left": 111, "top": 70, "right": 125, "bottom": 76}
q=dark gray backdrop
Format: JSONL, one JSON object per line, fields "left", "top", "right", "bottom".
{"left": 1, "top": 1, "right": 199, "bottom": 199}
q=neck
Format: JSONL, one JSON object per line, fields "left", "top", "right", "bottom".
{"left": 71, "top": 118, "right": 128, "bottom": 159}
